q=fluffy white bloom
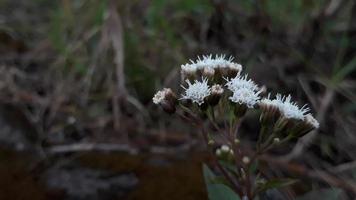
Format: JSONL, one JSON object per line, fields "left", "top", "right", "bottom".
{"left": 305, "top": 114, "right": 319, "bottom": 128}
{"left": 152, "top": 88, "right": 172, "bottom": 104}
{"left": 181, "top": 54, "right": 242, "bottom": 75}
{"left": 277, "top": 94, "right": 310, "bottom": 120}
{"left": 267, "top": 94, "right": 310, "bottom": 120}
{"left": 180, "top": 78, "right": 211, "bottom": 105}
{"left": 226, "top": 74, "right": 261, "bottom": 108}
{"left": 225, "top": 74, "right": 260, "bottom": 92}
{"left": 260, "top": 93, "right": 281, "bottom": 108}
{"left": 229, "top": 87, "right": 261, "bottom": 108}
{"left": 181, "top": 63, "right": 197, "bottom": 75}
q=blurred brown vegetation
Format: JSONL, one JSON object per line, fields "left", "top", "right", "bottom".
{"left": 0, "top": 0, "right": 356, "bottom": 199}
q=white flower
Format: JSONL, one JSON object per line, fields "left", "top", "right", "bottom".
{"left": 260, "top": 93, "right": 280, "bottom": 108}
{"left": 225, "top": 74, "right": 260, "bottom": 92}
{"left": 305, "top": 114, "right": 319, "bottom": 129}
{"left": 181, "top": 54, "right": 242, "bottom": 76}
{"left": 226, "top": 74, "right": 261, "bottom": 108}
{"left": 180, "top": 78, "right": 211, "bottom": 105}
{"left": 271, "top": 94, "right": 310, "bottom": 120}
{"left": 181, "top": 63, "right": 197, "bottom": 75}
{"left": 229, "top": 87, "right": 261, "bottom": 108}
{"left": 152, "top": 88, "right": 172, "bottom": 104}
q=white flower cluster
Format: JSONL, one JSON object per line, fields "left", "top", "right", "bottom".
{"left": 181, "top": 54, "right": 242, "bottom": 76}
{"left": 154, "top": 53, "right": 319, "bottom": 130}
{"left": 180, "top": 78, "right": 211, "bottom": 105}
{"left": 225, "top": 75, "right": 262, "bottom": 108}
{"left": 260, "top": 94, "right": 318, "bottom": 128}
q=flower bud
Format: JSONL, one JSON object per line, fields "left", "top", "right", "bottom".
{"left": 216, "top": 145, "right": 234, "bottom": 162}
{"left": 207, "top": 84, "right": 224, "bottom": 106}
{"left": 181, "top": 64, "right": 197, "bottom": 81}
{"left": 216, "top": 149, "right": 222, "bottom": 157}
{"left": 242, "top": 156, "right": 250, "bottom": 164}
{"left": 152, "top": 88, "right": 178, "bottom": 114}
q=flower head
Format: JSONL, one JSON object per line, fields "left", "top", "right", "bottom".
{"left": 181, "top": 54, "right": 242, "bottom": 78}
{"left": 275, "top": 94, "right": 310, "bottom": 120}
{"left": 181, "top": 63, "right": 197, "bottom": 79}
{"left": 226, "top": 74, "right": 261, "bottom": 108}
{"left": 152, "top": 88, "right": 177, "bottom": 114}
{"left": 180, "top": 78, "right": 211, "bottom": 105}
{"left": 153, "top": 88, "right": 173, "bottom": 104}
{"left": 225, "top": 74, "right": 260, "bottom": 92}
{"left": 229, "top": 87, "right": 261, "bottom": 108}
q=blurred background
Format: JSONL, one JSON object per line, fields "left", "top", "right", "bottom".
{"left": 0, "top": 0, "right": 355, "bottom": 199}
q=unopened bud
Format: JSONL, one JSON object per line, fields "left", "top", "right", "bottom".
{"left": 207, "top": 84, "right": 224, "bottom": 106}
{"left": 273, "top": 138, "right": 280, "bottom": 143}
{"left": 234, "top": 138, "right": 240, "bottom": 144}
{"left": 153, "top": 88, "right": 177, "bottom": 114}
{"left": 242, "top": 156, "right": 250, "bottom": 164}
{"left": 221, "top": 145, "right": 230, "bottom": 152}
{"left": 216, "top": 149, "right": 222, "bottom": 157}
{"left": 208, "top": 139, "right": 215, "bottom": 146}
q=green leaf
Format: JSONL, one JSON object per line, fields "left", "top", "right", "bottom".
{"left": 295, "top": 188, "right": 343, "bottom": 200}
{"left": 257, "top": 178, "right": 298, "bottom": 193}
{"left": 202, "top": 164, "right": 241, "bottom": 200}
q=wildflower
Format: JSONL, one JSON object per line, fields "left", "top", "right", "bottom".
{"left": 180, "top": 54, "right": 242, "bottom": 79}
{"left": 152, "top": 88, "right": 178, "bottom": 114}
{"left": 275, "top": 94, "right": 310, "bottom": 120}
{"left": 225, "top": 74, "right": 261, "bottom": 117}
{"left": 180, "top": 78, "right": 211, "bottom": 106}
{"left": 229, "top": 87, "right": 261, "bottom": 108}
{"left": 225, "top": 74, "right": 260, "bottom": 92}
{"left": 181, "top": 63, "right": 197, "bottom": 80}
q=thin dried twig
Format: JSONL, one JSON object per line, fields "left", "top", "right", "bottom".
{"left": 106, "top": 0, "right": 127, "bottom": 133}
